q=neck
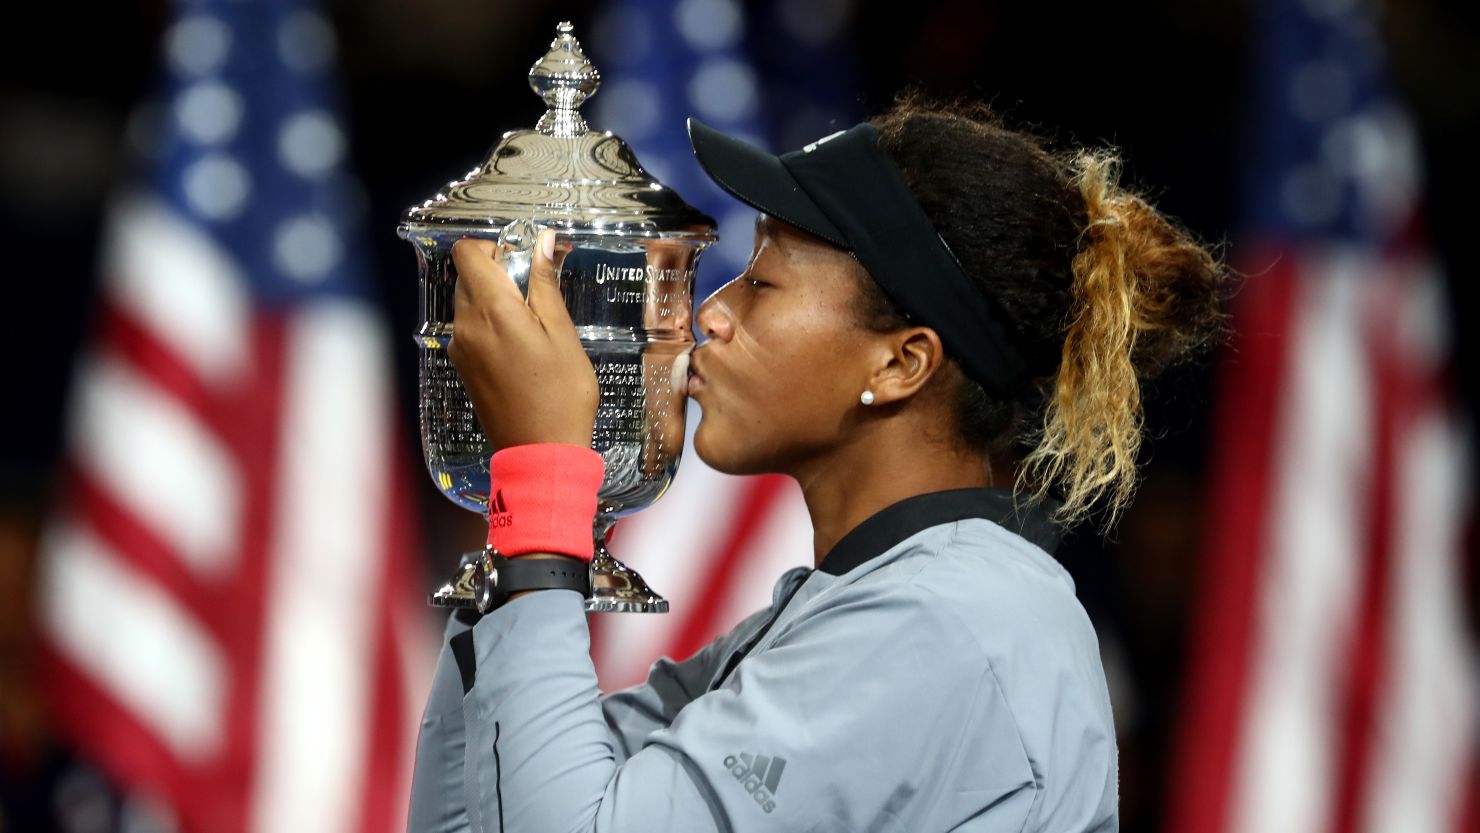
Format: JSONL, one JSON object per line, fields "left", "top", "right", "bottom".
{"left": 791, "top": 418, "right": 995, "bottom": 568}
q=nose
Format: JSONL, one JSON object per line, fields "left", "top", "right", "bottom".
{"left": 695, "top": 281, "right": 736, "bottom": 343}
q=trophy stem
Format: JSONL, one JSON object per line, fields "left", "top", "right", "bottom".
{"left": 587, "top": 514, "right": 669, "bottom": 614}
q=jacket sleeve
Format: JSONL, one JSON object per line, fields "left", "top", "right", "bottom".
{"left": 406, "top": 595, "right": 771, "bottom": 832}
{"left": 598, "top": 605, "right": 770, "bottom": 763}
{"left": 454, "top": 580, "right": 1037, "bottom": 833}
{"left": 406, "top": 613, "right": 477, "bottom": 833}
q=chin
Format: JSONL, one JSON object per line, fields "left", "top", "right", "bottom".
{"left": 692, "top": 412, "right": 767, "bottom": 476}
{"left": 692, "top": 417, "right": 735, "bottom": 473}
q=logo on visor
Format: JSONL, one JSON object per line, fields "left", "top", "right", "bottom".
{"left": 803, "top": 130, "right": 846, "bottom": 153}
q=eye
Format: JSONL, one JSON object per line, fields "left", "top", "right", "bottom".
{"left": 745, "top": 276, "right": 768, "bottom": 289}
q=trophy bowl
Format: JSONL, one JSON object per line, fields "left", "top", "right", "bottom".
{"left": 397, "top": 22, "right": 716, "bottom": 613}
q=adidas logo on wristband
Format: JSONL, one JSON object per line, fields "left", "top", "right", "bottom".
{"left": 489, "top": 490, "right": 515, "bottom": 528}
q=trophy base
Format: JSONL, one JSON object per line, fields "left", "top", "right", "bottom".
{"left": 587, "top": 547, "right": 669, "bottom": 613}
{"left": 427, "top": 548, "right": 668, "bottom": 614}
{"left": 427, "top": 551, "right": 482, "bottom": 610}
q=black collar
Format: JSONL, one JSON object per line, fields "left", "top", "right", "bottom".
{"left": 816, "top": 488, "right": 1062, "bottom": 576}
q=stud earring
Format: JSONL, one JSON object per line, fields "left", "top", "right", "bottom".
{"left": 860, "top": 390, "right": 876, "bottom": 406}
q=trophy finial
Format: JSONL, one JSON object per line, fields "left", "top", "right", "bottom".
{"left": 529, "top": 21, "right": 600, "bottom": 137}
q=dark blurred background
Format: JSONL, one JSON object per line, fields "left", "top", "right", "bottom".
{"left": 1, "top": 1, "right": 1475, "bottom": 832}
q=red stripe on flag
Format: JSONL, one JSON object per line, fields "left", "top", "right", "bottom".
{"left": 1453, "top": 747, "right": 1479, "bottom": 833}
{"left": 219, "top": 318, "right": 289, "bottom": 833}
{"left": 353, "top": 586, "right": 412, "bottom": 833}
{"left": 97, "top": 301, "right": 234, "bottom": 440}
{"left": 1328, "top": 274, "right": 1408, "bottom": 833}
{"left": 664, "top": 474, "right": 789, "bottom": 663}
{"left": 64, "top": 466, "right": 226, "bottom": 636}
{"left": 352, "top": 442, "right": 420, "bottom": 833}
{"left": 43, "top": 316, "right": 292, "bottom": 833}
{"left": 1166, "top": 252, "right": 1302, "bottom": 833}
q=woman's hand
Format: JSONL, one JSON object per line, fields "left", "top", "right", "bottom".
{"left": 447, "top": 230, "right": 599, "bottom": 449}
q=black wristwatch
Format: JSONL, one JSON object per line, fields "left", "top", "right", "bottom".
{"left": 471, "top": 547, "right": 591, "bottom": 614}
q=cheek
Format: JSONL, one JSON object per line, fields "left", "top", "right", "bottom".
{"left": 692, "top": 278, "right": 873, "bottom": 472}
{"left": 730, "top": 299, "right": 862, "bottom": 428}
{"left": 734, "top": 299, "right": 844, "bottom": 401}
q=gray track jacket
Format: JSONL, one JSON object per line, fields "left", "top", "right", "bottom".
{"left": 407, "top": 488, "right": 1118, "bottom": 832}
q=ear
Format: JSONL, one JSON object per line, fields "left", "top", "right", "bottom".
{"left": 867, "top": 326, "right": 946, "bottom": 405}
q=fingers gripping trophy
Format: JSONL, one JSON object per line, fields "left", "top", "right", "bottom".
{"left": 397, "top": 22, "right": 716, "bottom": 613}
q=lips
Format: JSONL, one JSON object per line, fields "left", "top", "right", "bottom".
{"left": 687, "top": 351, "right": 707, "bottom": 396}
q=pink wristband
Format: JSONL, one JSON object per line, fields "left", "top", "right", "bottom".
{"left": 486, "top": 444, "right": 605, "bottom": 560}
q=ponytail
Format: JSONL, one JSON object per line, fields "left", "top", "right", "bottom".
{"left": 1020, "top": 150, "right": 1225, "bottom": 527}
{"left": 869, "top": 94, "right": 1227, "bottom": 529}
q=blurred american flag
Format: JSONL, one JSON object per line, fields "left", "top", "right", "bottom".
{"left": 584, "top": 0, "right": 861, "bottom": 690}
{"left": 1170, "top": 0, "right": 1478, "bottom": 831}
{"left": 34, "top": 1, "right": 425, "bottom": 831}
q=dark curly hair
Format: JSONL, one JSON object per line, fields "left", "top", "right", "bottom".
{"left": 859, "top": 92, "right": 1227, "bottom": 527}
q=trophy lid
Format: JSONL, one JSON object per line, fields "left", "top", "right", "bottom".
{"left": 399, "top": 22, "right": 715, "bottom": 238}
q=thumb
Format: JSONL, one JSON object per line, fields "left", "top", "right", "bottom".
{"left": 526, "top": 229, "right": 576, "bottom": 336}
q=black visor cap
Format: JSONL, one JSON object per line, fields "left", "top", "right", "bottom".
{"left": 685, "top": 117, "right": 1037, "bottom": 396}
{"left": 686, "top": 119, "right": 848, "bottom": 248}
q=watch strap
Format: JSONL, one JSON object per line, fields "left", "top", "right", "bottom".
{"left": 474, "top": 548, "right": 591, "bottom": 613}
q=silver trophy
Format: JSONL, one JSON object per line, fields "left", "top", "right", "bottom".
{"left": 397, "top": 22, "right": 715, "bottom": 613}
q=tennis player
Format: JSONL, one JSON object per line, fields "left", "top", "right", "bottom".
{"left": 407, "top": 95, "right": 1226, "bottom": 833}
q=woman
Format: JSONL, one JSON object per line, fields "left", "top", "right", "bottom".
{"left": 408, "top": 95, "right": 1225, "bottom": 833}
